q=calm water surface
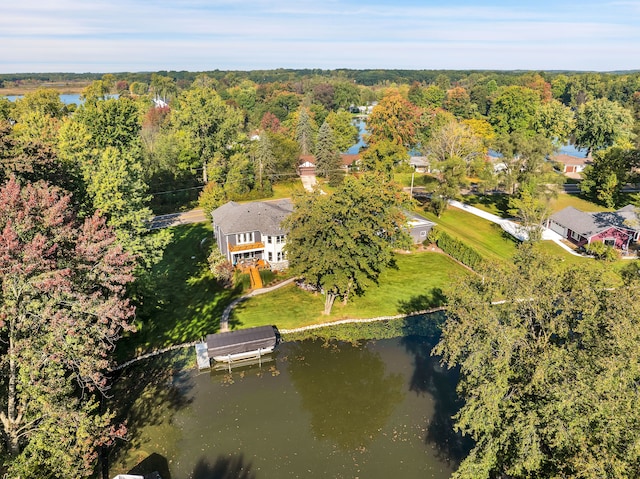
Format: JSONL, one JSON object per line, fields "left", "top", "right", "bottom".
{"left": 111, "top": 336, "right": 467, "bottom": 479}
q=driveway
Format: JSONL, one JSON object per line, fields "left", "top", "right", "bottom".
{"left": 448, "top": 200, "right": 581, "bottom": 256}
{"left": 300, "top": 175, "right": 317, "bottom": 192}
{"left": 149, "top": 208, "right": 208, "bottom": 229}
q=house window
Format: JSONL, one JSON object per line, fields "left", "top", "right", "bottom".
{"left": 267, "top": 236, "right": 272, "bottom": 244}
{"left": 237, "top": 232, "right": 254, "bottom": 244}
{"left": 268, "top": 252, "right": 273, "bottom": 261}
{"left": 277, "top": 251, "right": 283, "bottom": 261}
{"left": 604, "top": 238, "right": 616, "bottom": 247}
{"left": 570, "top": 230, "right": 581, "bottom": 242}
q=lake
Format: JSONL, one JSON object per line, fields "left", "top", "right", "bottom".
{"left": 108, "top": 335, "right": 468, "bottom": 479}
{"left": 2, "top": 93, "right": 118, "bottom": 105}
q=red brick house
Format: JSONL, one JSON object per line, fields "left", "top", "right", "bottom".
{"left": 549, "top": 205, "right": 640, "bottom": 251}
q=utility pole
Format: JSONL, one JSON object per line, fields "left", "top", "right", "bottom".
{"left": 410, "top": 171, "right": 415, "bottom": 197}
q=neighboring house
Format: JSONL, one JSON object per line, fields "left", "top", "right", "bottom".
{"left": 211, "top": 200, "right": 293, "bottom": 270}
{"left": 409, "top": 156, "right": 429, "bottom": 173}
{"left": 297, "top": 153, "right": 361, "bottom": 176}
{"left": 551, "top": 154, "right": 591, "bottom": 178}
{"left": 404, "top": 211, "right": 435, "bottom": 244}
{"left": 549, "top": 205, "right": 640, "bottom": 251}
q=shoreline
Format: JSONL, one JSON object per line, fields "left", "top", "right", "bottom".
{"left": 0, "top": 82, "right": 89, "bottom": 96}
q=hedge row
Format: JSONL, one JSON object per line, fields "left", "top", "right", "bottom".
{"left": 428, "top": 226, "right": 483, "bottom": 270}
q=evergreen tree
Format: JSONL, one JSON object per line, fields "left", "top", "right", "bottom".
{"left": 315, "top": 121, "right": 342, "bottom": 183}
{"left": 295, "top": 107, "right": 316, "bottom": 156}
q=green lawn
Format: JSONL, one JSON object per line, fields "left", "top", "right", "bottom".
{"left": 549, "top": 193, "right": 612, "bottom": 213}
{"left": 230, "top": 252, "right": 469, "bottom": 330}
{"left": 271, "top": 179, "right": 305, "bottom": 199}
{"left": 464, "top": 192, "right": 613, "bottom": 217}
{"left": 117, "top": 223, "right": 240, "bottom": 359}
{"left": 393, "top": 172, "right": 438, "bottom": 189}
{"left": 421, "top": 207, "right": 519, "bottom": 262}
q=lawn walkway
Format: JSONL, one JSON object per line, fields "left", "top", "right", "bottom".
{"left": 219, "top": 277, "right": 297, "bottom": 332}
{"left": 448, "top": 200, "right": 582, "bottom": 257}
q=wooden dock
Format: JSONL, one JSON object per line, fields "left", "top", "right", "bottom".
{"left": 195, "top": 342, "right": 210, "bottom": 370}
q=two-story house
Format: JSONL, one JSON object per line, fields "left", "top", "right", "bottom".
{"left": 211, "top": 200, "right": 293, "bottom": 270}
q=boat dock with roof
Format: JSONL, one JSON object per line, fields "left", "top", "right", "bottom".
{"left": 195, "top": 325, "right": 279, "bottom": 371}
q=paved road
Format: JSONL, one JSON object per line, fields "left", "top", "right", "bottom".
{"left": 149, "top": 208, "right": 208, "bottom": 229}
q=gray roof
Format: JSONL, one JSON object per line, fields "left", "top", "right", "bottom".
{"left": 206, "top": 325, "right": 278, "bottom": 357}
{"left": 211, "top": 200, "right": 293, "bottom": 236}
{"left": 550, "top": 205, "right": 640, "bottom": 237}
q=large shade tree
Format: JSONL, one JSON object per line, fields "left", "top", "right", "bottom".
{"left": 434, "top": 245, "right": 640, "bottom": 479}
{"left": 0, "top": 176, "right": 136, "bottom": 478}
{"left": 574, "top": 98, "right": 635, "bottom": 154}
{"left": 283, "top": 174, "right": 411, "bottom": 315}
{"left": 366, "top": 91, "right": 421, "bottom": 148}
{"left": 172, "top": 86, "right": 243, "bottom": 183}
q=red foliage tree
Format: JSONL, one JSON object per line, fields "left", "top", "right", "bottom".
{"left": 0, "top": 176, "right": 136, "bottom": 477}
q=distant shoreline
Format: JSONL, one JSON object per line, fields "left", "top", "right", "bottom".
{"left": 0, "top": 81, "right": 89, "bottom": 96}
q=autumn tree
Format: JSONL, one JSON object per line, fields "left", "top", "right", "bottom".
{"left": 283, "top": 174, "right": 411, "bottom": 315}
{"left": 366, "top": 91, "right": 421, "bottom": 148}
{"left": 0, "top": 176, "right": 136, "bottom": 478}
{"left": 434, "top": 245, "right": 640, "bottom": 478}
{"left": 443, "top": 87, "right": 475, "bottom": 119}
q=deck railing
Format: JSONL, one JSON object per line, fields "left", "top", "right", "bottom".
{"left": 229, "top": 241, "right": 264, "bottom": 252}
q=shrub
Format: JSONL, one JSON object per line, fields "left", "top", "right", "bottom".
{"left": 208, "top": 248, "right": 234, "bottom": 287}
{"left": 584, "top": 241, "right": 620, "bottom": 261}
{"left": 430, "top": 226, "right": 483, "bottom": 270}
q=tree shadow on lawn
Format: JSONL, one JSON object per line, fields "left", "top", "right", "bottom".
{"left": 397, "top": 288, "right": 447, "bottom": 315}
{"left": 400, "top": 333, "right": 473, "bottom": 467}
{"left": 465, "top": 193, "right": 511, "bottom": 218}
{"left": 118, "top": 223, "right": 243, "bottom": 358}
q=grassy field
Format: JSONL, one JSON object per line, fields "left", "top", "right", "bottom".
{"left": 230, "top": 252, "right": 469, "bottom": 330}
{"left": 117, "top": 223, "right": 240, "bottom": 359}
{"left": 465, "top": 191, "right": 613, "bottom": 217}
{"left": 421, "top": 206, "right": 519, "bottom": 262}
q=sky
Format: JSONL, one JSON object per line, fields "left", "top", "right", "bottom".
{"left": 2, "top": 0, "right": 640, "bottom": 73}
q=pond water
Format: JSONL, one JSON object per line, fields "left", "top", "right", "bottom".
{"left": 109, "top": 336, "right": 468, "bottom": 479}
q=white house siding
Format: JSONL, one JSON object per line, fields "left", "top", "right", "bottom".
{"left": 549, "top": 220, "right": 567, "bottom": 237}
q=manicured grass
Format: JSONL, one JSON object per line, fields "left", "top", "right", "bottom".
{"left": 271, "top": 179, "right": 305, "bottom": 199}
{"left": 230, "top": 252, "right": 469, "bottom": 330}
{"left": 549, "top": 193, "right": 612, "bottom": 213}
{"left": 421, "top": 207, "right": 519, "bottom": 262}
{"left": 117, "top": 223, "right": 240, "bottom": 359}
{"left": 393, "top": 172, "right": 438, "bottom": 189}
{"left": 464, "top": 194, "right": 512, "bottom": 218}
{"left": 463, "top": 192, "right": 614, "bottom": 217}
{"left": 533, "top": 240, "right": 592, "bottom": 266}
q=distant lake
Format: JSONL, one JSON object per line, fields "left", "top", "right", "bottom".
{"left": 2, "top": 93, "right": 118, "bottom": 105}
